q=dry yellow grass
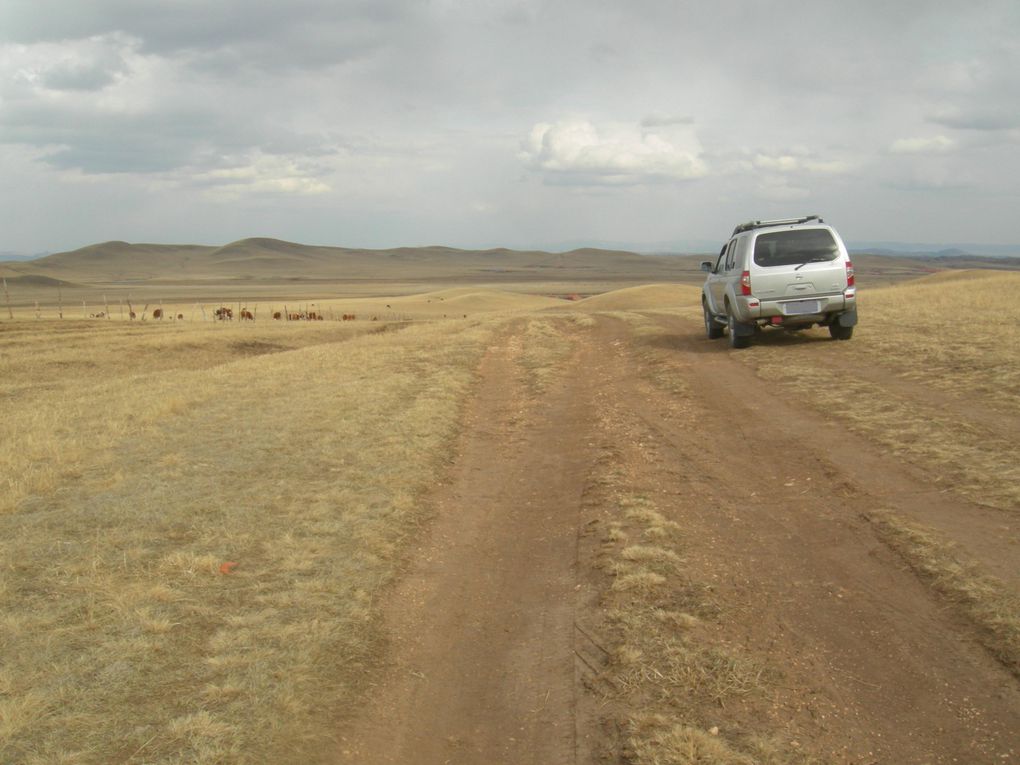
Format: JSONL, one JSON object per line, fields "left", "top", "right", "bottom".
{"left": 597, "top": 492, "right": 808, "bottom": 765}
{"left": 0, "top": 280, "right": 612, "bottom": 321}
{"left": 0, "top": 314, "right": 500, "bottom": 763}
{"left": 850, "top": 270, "right": 1020, "bottom": 411}
{"left": 516, "top": 317, "right": 575, "bottom": 392}
{"left": 575, "top": 283, "right": 702, "bottom": 312}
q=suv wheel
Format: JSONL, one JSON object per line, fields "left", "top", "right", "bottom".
{"left": 829, "top": 323, "right": 853, "bottom": 341}
{"left": 728, "top": 310, "right": 752, "bottom": 349}
{"left": 704, "top": 302, "right": 724, "bottom": 339}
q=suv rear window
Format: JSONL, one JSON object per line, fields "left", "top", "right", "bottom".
{"left": 753, "top": 229, "right": 838, "bottom": 267}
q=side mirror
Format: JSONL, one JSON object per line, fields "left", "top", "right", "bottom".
{"left": 700, "top": 261, "right": 713, "bottom": 272}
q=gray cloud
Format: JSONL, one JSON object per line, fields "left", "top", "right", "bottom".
{"left": 928, "top": 111, "right": 1020, "bottom": 132}
{"left": 1, "top": 0, "right": 1019, "bottom": 253}
{"left": 641, "top": 114, "right": 695, "bottom": 128}
{"left": 41, "top": 56, "right": 126, "bottom": 91}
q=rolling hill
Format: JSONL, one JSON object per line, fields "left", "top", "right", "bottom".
{"left": 0, "top": 238, "right": 700, "bottom": 285}
{"left": 4, "top": 239, "right": 1016, "bottom": 301}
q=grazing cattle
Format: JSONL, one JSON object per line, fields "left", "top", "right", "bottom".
{"left": 288, "top": 313, "right": 302, "bottom": 321}
{"left": 273, "top": 311, "right": 282, "bottom": 320}
{"left": 214, "top": 307, "right": 233, "bottom": 320}
{"left": 129, "top": 311, "right": 136, "bottom": 319}
{"left": 342, "top": 313, "right": 356, "bottom": 321}
{"left": 177, "top": 314, "right": 184, "bottom": 320}
{"left": 307, "top": 311, "right": 320, "bottom": 321}
{"left": 153, "top": 308, "right": 163, "bottom": 319}
{"left": 239, "top": 309, "right": 254, "bottom": 321}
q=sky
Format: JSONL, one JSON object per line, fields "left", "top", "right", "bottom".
{"left": 1, "top": 0, "right": 1019, "bottom": 254}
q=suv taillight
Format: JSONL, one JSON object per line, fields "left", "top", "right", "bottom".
{"left": 846, "top": 261, "right": 855, "bottom": 287}
{"left": 740, "top": 270, "right": 751, "bottom": 296}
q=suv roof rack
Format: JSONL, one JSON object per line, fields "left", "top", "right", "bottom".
{"left": 731, "top": 215, "right": 823, "bottom": 236}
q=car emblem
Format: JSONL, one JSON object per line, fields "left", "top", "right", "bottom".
{"left": 795, "top": 274, "right": 804, "bottom": 279}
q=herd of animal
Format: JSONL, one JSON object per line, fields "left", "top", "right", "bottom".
{"left": 86, "top": 307, "right": 360, "bottom": 321}
{"left": 137, "top": 307, "right": 358, "bottom": 321}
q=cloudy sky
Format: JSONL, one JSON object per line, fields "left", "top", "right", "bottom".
{"left": 1, "top": 0, "right": 1018, "bottom": 254}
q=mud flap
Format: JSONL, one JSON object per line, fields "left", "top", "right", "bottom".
{"left": 731, "top": 319, "right": 755, "bottom": 337}
{"left": 838, "top": 309, "right": 858, "bottom": 327}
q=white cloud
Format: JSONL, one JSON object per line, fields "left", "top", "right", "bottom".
{"left": 752, "top": 153, "right": 852, "bottom": 174}
{"left": 521, "top": 119, "right": 707, "bottom": 184}
{"left": 190, "top": 152, "right": 332, "bottom": 198}
{"left": 890, "top": 135, "right": 956, "bottom": 154}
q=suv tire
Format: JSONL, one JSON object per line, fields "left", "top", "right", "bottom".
{"left": 704, "top": 302, "right": 724, "bottom": 339}
{"left": 829, "top": 323, "right": 853, "bottom": 341}
{"left": 728, "top": 310, "right": 752, "bottom": 349}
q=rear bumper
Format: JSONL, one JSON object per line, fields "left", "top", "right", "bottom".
{"left": 733, "top": 292, "right": 855, "bottom": 323}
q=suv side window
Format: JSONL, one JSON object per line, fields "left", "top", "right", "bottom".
{"left": 713, "top": 245, "right": 726, "bottom": 273}
{"left": 724, "top": 239, "right": 737, "bottom": 271}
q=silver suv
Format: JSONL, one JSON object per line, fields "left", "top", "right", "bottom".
{"left": 701, "top": 215, "right": 857, "bottom": 348}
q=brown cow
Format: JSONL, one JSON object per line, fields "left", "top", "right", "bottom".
{"left": 288, "top": 313, "right": 301, "bottom": 321}
{"left": 214, "top": 307, "right": 233, "bottom": 320}
{"left": 239, "top": 309, "right": 254, "bottom": 321}
{"left": 153, "top": 308, "right": 163, "bottom": 319}
{"left": 177, "top": 314, "right": 184, "bottom": 320}
{"left": 273, "top": 311, "right": 282, "bottom": 320}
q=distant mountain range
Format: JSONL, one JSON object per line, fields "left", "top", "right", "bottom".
{"left": 847, "top": 242, "right": 1020, "bottom": 258}
{"left": 3, "top": 239, "right": 1019, "bottom": 262}
{"left": 2, "top": 237, "right": 1017, "bottom": 291}
{"left": 0, "top": 251, "right": 50, "bottom": 262}
{"left": 0, "top": 237, "right": 698, "bottom": 285}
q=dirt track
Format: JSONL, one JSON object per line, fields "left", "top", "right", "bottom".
{"left": 337, "top": 314, "right": 1020, "bottom": 764}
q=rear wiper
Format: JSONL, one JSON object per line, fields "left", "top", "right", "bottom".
{"left": 794, "top": 256, "right": 830, "bottom": 270}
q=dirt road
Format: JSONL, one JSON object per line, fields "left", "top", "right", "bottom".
{"left": 337, "top": 314, "right": 1020, "bottom": 764}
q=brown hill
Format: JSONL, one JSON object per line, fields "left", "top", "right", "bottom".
{"left": 3, "top": 238, "right": 697, "bottom": 285}
{"left": 5, "top": 238, "right": 1007, "bottom": 289}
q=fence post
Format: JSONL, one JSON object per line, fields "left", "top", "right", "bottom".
{"left": 3, "top": 277, "right": 14, "bottom": 319}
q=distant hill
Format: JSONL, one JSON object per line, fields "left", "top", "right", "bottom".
{"left": 0, "top": 251, "right": 49, "bottom": 262}
{"left": 3, "top": 238, "right": 1017, "bottom": 290}
{"left": 0, "top": 238, "right": 701, "bottom": 285}
{"left": 849, "top": 241, "right": 1020, "bottom": 258}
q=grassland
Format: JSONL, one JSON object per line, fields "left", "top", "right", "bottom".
{"left": 3, "top": 268, "right": 1018, "bottom": 764}
{"left": 0, "top": 311, "right": 510, "bottom": 763}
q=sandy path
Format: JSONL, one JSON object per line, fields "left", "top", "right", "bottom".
{"left": 336, "top": 314, "right": 1020, "bottom": 764}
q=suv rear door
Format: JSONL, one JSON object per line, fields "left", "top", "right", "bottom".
{"left": 749, "top": 227, "right": 846, "bottom": 300}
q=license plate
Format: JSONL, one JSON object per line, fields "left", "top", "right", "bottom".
{"left": 783, "top": 299, "right": 821, "bottom": 315}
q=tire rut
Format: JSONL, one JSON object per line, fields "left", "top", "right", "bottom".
{"left": 336, "top": 321, "right": 598, "bottom": 765}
